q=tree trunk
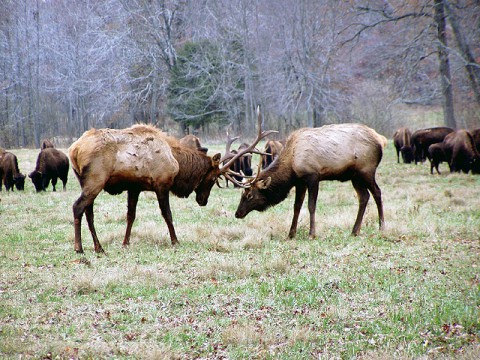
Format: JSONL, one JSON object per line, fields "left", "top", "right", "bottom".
{"left": 444, "top": 0, "right": 480, "bottom": 107}
{"left": 434, "top": 0, "right": 456, "bottom": 129}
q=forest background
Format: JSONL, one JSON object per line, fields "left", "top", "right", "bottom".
{"left": 1, "top": 0, "right": 479, "bottom": 148}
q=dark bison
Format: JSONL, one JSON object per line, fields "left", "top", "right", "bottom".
{"left": 179, "top": 134, "right": 208, "bottom": 154}
{"left": 411, "top": 127, "right": 454, "bottom": 164}
{"left": 427, "top": 143, "right": 446, "bottom": 175}
{"left": 442, "top": 130, "right": 480, "bottom": 174}
{"left": 471, "top": 128, "right": 480, "bottom": 153}
{"left": 29, "top": 148, "right": 69, "bottom": 192}
{"left": 393, "top": 127, "right": 414, "bottom": 164}
{"left": 225, "top": 143, "right": 254, "bottom": 188}
{"left": 235, "top": 123, "right": 387, "bottom": 238}
{"left": 41, "top": 139, "right": 55, "bottom": 149}
{"left": 0, "top": 151, "right": 25, "bottom": 191}
{"left": 237, "top": 143, "right": 253, "bottom": 177}
{"left": 262, "top": 140, "right": 284, "bottom": 169}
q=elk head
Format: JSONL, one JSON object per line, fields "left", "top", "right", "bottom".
{"left": 195, "top": 153, "right": 222, "bottom": 205}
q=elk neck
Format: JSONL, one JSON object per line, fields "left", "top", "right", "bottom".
{"left": 170, "top": 146, "right": 211, "bottom": 198}
{"left": 258, "top": 155, "right": 296, "bottom": 206}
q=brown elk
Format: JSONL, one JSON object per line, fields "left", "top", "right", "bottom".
{"left": 69, "top": 112, "right": 274, "bottom": 253}
{"left": 235, "top": 123, "right": 386, "bottom": 238}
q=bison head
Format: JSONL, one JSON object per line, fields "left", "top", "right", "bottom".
{"left": 29, "top": 170, "right": 45, "bottom": 192}
{"left": 471, "top": 157, "right": 480, "bottom": 175}
{"left": 14, "top": 173, "right": 26, "bottom": 191}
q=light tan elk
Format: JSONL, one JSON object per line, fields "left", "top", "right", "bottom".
{"left": 69, "top": 112, "right": 274, "bottom": 253}
{"left": 235, "top": 123, "right": 386, "bottom": 238}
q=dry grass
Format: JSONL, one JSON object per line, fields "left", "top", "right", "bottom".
{"left": 0, "top": 143, "right": 479, "bottom": 359}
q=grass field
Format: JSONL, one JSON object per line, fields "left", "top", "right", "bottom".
{"left": 0, "top": 141, "right": 479, "bottom": 359}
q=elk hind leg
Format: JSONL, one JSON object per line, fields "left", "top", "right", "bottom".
{"left": 85, "top": 203, "right": 105, "bottom": 253}
{"left": 366, "top": 177, "right": 384, "bottom": 231}
{"left": 73, "top": 193, "right": 96, "bottom": 253}
{"left": 351, "top": 179, "right": 370, "bottom": 236}
{"left": 156, "top": 189, "right": 179, "bottom": 245}
{"left": 123, "top": 190, "right": 140, "bottom": 247}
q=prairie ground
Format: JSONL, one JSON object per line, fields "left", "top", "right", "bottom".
{"left": 0, "top": 142, "right": 479, "bottom": 359}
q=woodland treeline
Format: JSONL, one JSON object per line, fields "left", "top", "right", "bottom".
{"left": 0, "top": 0, "right": 479, "bottom": 148}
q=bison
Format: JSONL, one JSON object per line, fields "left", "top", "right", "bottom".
{"left": 427, "top": 143, "right": 446, "bottom": 175}
{"left": 69, "top": 117, "right": 273, "bottom": 253}
{"left": 471, "top": 128, "right": 480, "bottom": 153}
{"left": 262, "top": 139, "right": 284, "bottom": 169}
{"left": 29, "top": 148, "right": 69, "bottom": 192}
{"left": 179, "top": 134, "right": 208, "bottom": 154}
{"left": 235, "top": 123, "right": 386, "bottom": 238}
{"left": 393, "top": 127, "right": 414, "bottom": 164}
{"left": 41, "top": 139, "right": 55, "bottom": 149}
{"left": 0, "top": 151, "right": 25, "bottom": 191}
{"left": 411, "top": 127, "right": 454, "bottom": 164}
{"left": 237, "top": 143, "right": 253, "bottom": 177}
{"left": 442, "top": 130, "right": 480, "bottom": 174}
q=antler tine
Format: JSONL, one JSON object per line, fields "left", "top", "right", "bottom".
{"left": 220, "top": 106, "right": 278, "bottom": 172}
{"left": 220, "top": 124, "right": 240, "bottom": 163}
{"left": 251, "top": 157, "right": 263, "bottom": 183}
{"left": 223, "top": 172, "right": 251, "bottom": 188}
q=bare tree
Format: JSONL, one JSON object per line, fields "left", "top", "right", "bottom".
{"left": 345, "top": 0, "right": 480, "bottom": 129}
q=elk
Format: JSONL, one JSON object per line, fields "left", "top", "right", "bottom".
{"left": 69, "top": 112, "right": 274, "bottom": 253}
{"left": 235, "top": 123, "right": 386, "bottom": 238}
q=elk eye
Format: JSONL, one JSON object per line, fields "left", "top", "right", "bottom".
{"left": 246, "top": 192, "right": 253, "bottom": 200}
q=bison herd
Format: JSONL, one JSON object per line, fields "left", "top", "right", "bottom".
{"left": 0, "top": 140, "right": 70, "bottom": 194}
{"left": 393, "top": 126, "right": 480, "bottom": 175}
{"left": 1, "top": 117, "right": 479, "bottom": 254}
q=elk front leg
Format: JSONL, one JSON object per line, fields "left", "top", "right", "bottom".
{"left": 288, "top": 184, "right": 307, "bottom": 238}
{"left": 123, "top": 190, "right": 140, "bottom": 247}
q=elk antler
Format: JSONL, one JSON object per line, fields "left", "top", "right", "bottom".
{"left": 220, "top": 106, "right": 278, "bottom": 173}
{"left": 220, "top": 124, "right": 240, "bottom": 164}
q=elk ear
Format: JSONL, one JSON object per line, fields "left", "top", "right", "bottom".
{"left": 212, "top": 153, "right": 221, "bottom": 166}
{"left": 257, "top": 176, "right": 271, "bottom": 189}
